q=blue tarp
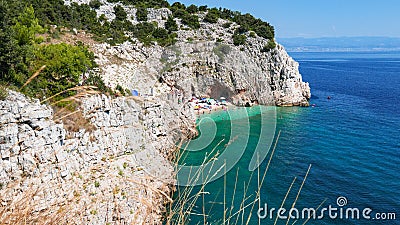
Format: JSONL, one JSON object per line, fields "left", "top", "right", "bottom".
{"left": 131, "top": 90, "right": 139, "bottom": 96}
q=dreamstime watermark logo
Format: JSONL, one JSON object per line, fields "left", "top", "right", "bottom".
{"left": 336, "top": 196, "right": 347, "bottom": 207}
{"left": 257, "top": 196, "right": 397, "bottom": 221}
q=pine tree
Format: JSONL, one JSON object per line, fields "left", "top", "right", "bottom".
{"left": 165, "top": 16, "right": 178, "bottom": 32}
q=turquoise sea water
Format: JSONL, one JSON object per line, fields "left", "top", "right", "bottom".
{"left": 173, "top": 51, "right": 400, "bottom": 225}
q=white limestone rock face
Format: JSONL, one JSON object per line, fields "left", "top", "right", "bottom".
{"left": 79, "top": 2, "right": 310, "bottom": 106}
{"left": 0, "top": 91, "right": 190, "bottom": 225}
{"left": 62, "top": 0, "right": 310, "bottom": 106}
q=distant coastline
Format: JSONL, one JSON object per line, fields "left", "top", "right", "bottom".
{"left": 278, "top": 36, "right": 400, "bottom": 52}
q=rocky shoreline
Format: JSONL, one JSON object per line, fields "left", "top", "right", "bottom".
{"left": 0, "top": 1, "right": 310, "bottom": 224}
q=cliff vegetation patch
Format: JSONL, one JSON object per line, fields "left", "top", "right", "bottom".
{"left": 213, "top": 43, "right": 232, "bottom": 62}
{"left": 0, "top": 4, "right": 98, "bottom": 102}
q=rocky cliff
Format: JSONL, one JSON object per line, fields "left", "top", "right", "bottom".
{"left": 0, "top": 1, "right": 311, "bottom": 224}
{"left": 0, "top": 91, "right": 194, "bottom": 224}
{"left": 67, "top": 0, "right": 310, "bottom": 107}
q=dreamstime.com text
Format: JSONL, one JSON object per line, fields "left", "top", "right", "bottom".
{"left": 257, "top": 197, "right": 396, "bottom": 221}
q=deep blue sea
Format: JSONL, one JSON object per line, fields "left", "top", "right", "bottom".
{"left": 173, "top": 51, "right": 400, "bottom": 225}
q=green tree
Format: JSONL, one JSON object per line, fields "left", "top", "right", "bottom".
{"left": 261, "top": 39, "right": 276, "bottom": 52}
{"left": 89, "top": 0, "right": 101, "bottom": 9}
{"left": 219, "top": 8, "right": 234, "bottom": 20}
{"left": 26, "top": 43, "right": 95, "bottom": 99}
{"left": 11, "top": 5, "right": 44, "bottom": 46}
{"left": 187, "top": 4, "right": 198, "bottom": 13}
{"left": 171, "top": 2, "right": 186, "bottom": 10}
{"left": 0, "top": 5, "right": 43, "bottom": 86}
{"left": 255, "top": 25, "right": 274, "bottom": 39}
{"left": 114, "top": 5, "right": 127, "bottom": 21}
{"left": 129, "top": 22, "right": 176, "bottom": 47}
{"left": 136, "top": 7, "right": 148, "bottom": 21}
{"left": 181, "top": 14, "right": 200, "bottom": 29}
{"left": 232, "top": 33, "right": 247, "bottom": 46}
{"left": 130, "top": 22, "right": 155, "bottom": 45}
{"left": 165, "top": 16, "right": 178, "bottom": 32}
{"left": 198, "top": 5, "right": 208, "bottom": 11}
{"left": 153, "top": 27, "right": 168, "bottom": 39}
{"left": 153, "top": 28, "right": 176, "bottom": 46}
{"left": 222, "top": 22, "right": 232, "bottom": 28}
{"left": 157, "top": 33, "right": 177, "bottom": 47}
{"left": 172, "top": 8, "right": 187, "bottom": 19}
{"left": 203, "top": 8, "right": 219, "bottom": 23}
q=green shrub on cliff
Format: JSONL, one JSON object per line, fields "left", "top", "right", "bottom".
{"left": 0, "top": 85, "right": 8, "bottom": 101}
{"left": 136, "top": 7, "right": 148, "bottom": 21}
{"left": 129, "top": 22, "right": 176, "bottom": 46}
{"left": 89, "top": 0, "right": 101, "bottom": 9}
{"left": 199, "top": 5, "right": 208, "bottom": 11}
{"left": 165, "top": 16, "right": 178, "bottom": 32}
{"left": 107, "top": 0, "right": 170, "bottom": 8}
{"left": 222, "top": 22, "right": 232, "bottom": 28}
{"left": 199, "top": 7, "right": 275, "bottom": 40}
{"left": 24, "top": 43, "right": 95, "bottom": 100}
{"left": 186, "top": 4, "right": 198, "bottom": 14}
{"left": 261, "top": 39, "right": 277, "bottom": 52}
{"left": 114, "top": 5, "right": 127, "bottom": 21}
{"left": 3, "top": 0, "right": 274, "bottom": 47}
{"left": 213, "top": 43, "right": 231, "bottom": 62}
{"left": 170, "top": 2, "right": 200, "bottom": 30}
{"left": 203, "top": 8, "right": 219, "bottom": 23}
{"left": 254, "top": 24, "right": 275, "bottom": 40}
{"left": 83, "top": 73, "right": 113, "bottom": 95}
{"left": 233, "top": 33, "right": 247, "bottom": 46}
{"left": 0, "top": 5, "right": 97, "bottom": 101}
{"left": 170, "top": 2, "right": 186, "bottom": 11}
{"left": 172, "top": 8, "right": 187, "bottom": 19}
{"left": 181, "top": 14, "right": 200, "bottom": 29}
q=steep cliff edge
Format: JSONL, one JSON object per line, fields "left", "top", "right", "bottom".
{"left": 67, "top": 1, "right": 310, "bottom": 107}
{"left": 0, "top": 91, "right": 194, "bottom": 224}
{"left": 0, "top": 1, "right": 310, "bottom": 224}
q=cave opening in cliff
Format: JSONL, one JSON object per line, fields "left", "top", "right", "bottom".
{"left": 208, "top": 81, "right": 235, "bottom": 101}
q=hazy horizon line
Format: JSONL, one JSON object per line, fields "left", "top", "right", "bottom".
{"left": 277, "top": 36, "right": 400, "bottom": 39}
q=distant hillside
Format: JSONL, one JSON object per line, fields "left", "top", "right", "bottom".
{"left": 278, "top": 37, "right": 400, "bottom": 52}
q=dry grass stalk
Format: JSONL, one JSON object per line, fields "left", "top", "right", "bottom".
{"left": 273, "top": 177, "right": 297, "bottom": 225}
{"left": 48, "top": 87, "right": 101, "bottom": 132}
{"left": 167, "top": 129, "right": 316, "bottom": 225}
{"left": 128, "top": 178, "right": 173, "bottom": 203}
{"left": 301, "top": 198, "right": 327, "bottom": 225}
{"left": 55, "top": 109, "right": 96, "bottom": 133}
{"left": 165, "top": 140, "right": 224, "bottom": 225}
{"left": 244, "top": 130, "right": 281, "bottom": 225}
{"left": 40, "top": 85, "right": 98, "bottom": 104}
{"left": 0, "top": 185, "right": 79, "bottom": 225}
{"left": 20, "top": 65, "right": 47, "bottom": 90}
{"left": 285, "top": 164, "right": 312, "bottom": 225}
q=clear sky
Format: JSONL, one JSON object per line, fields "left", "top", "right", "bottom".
{"left": 168, "top": 0, "right": 399, "bottom": 38}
